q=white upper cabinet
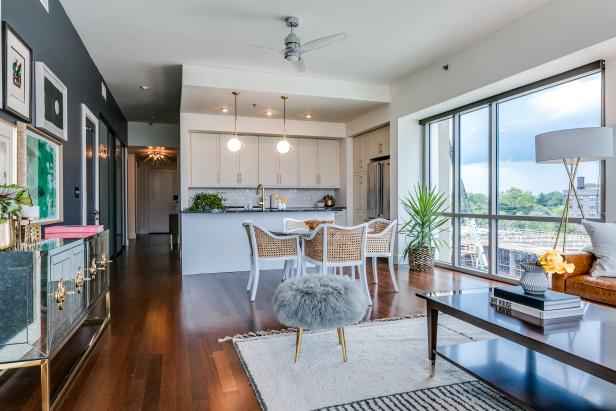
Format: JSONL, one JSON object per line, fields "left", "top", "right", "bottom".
{"left": 298, "top": 138, "right": 319, "bottom": 187}
{"left": 190, "top": 133, "right": 339, "bottom": 189}
{"left": 258, "top": 137, "right": 279, "bottom": 186}
{"left": 219, "top": 135, "right": 239, "bottom": 186}
{"left": 279, "top": 137, "right": 299, "bottom": 187}
{"left": 354, "top": 134, "right": 366, "bottom": 173}
{"left": 189, "top": 132, "right": 219, "bottom": 187}
{"left": 238, "top": 135, "right": 259, "bottom": 186}
{"left": 317, "top": 139, "right": 339, "bottom": 188}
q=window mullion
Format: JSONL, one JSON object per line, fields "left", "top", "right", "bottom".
{"left": 488, "top": 103, "right": 498, "bottom": 277}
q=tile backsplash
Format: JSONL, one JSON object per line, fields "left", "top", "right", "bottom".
{"left": 187, "top": 188, "right": 339, "bottom": 208}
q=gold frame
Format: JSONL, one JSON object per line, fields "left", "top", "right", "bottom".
{"left": 0, "top": 290, "right": 110, "bottom": 410}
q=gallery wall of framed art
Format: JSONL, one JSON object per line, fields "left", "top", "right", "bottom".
{"left": 2, "top": 22, "right": 32, "bottom": 122}
{"left": 0, "top": 117, "right": 16, "bottom": 185}
{"left": 35, "top": 61, "right": 67, "bottom": 141}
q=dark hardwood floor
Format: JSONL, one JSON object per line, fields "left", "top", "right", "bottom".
{"left": 1, "top": 235, "right": 500, "bottom": 410}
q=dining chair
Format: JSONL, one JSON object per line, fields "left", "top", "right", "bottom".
{"left": 303, "top": 223, "right": 372, "bottom": 305}
{"left": 366, "top": 219, "right": 399, "bottom": 292}
{"left": 243, "top": 221, "right": 302, "bottom": 302}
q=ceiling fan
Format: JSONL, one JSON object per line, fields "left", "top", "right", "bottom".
{"left": 227, "top": 16, "right": 347, "bottom": 73}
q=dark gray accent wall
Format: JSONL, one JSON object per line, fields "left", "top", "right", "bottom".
{"left": 2, "top": 0, "right": 127, "bottom": 224}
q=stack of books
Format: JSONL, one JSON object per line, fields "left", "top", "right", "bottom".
{"left": 490, "top": 286, "right": 583, "bottom": 324}
{"left": 45, "top": 225, "right": 104, "bottom": 239}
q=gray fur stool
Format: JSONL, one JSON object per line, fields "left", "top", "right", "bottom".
{"left": 272, "top": 274, "right": 368, "bottom": 362}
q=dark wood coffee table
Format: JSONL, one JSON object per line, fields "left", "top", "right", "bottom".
{"left": 417, "top": 288, "right": 616, "bottom": 411}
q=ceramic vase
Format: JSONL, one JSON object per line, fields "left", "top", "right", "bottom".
{"left": 519, "top": 262, "right": 548, "bottom": 295}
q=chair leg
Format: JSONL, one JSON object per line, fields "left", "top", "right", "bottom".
{"left": 361, "top": 264, "right": 373, "bottom": 306}
{"left": 372, "top": 257, "right": 378, "bottom": 284}
{"left": 250, "top": 267, "right": 260, "bottom": 302}
{"left": 340, "top": 327, "right": 348, "bottom": 362}
{"left": 320, "top": 263, "right": 325, "bottom": 275}
{"left": 353, "top": 266, "right": 358, "bottom": 280}
{"left": 389, "top": 257, "right": 399, "bottom": 292}
{"left": 246, "top": 260, "right": 254, "bottom": 292}
{"left": 283, "top": 260, "right": 289, "bottom": 281}
{"left": 295, "top": 327, "right": 304, "bottom": 362}
{"left": 337, "top": 327, "right": 342, "bottom": 345}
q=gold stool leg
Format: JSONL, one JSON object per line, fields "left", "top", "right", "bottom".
{"left": 340, "top": 327, "right": 348, "bottom": 363}
{"left": 337, "top": 327, "right": 342, "bottom": 345}
{"left": 294, "top": 328, "right": 304, "bottom": 363}
{"left": 41, "top": 359, "right": 50, "bottom": 411}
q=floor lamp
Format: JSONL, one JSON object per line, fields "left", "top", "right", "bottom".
{"left": 535, "top": 127, "right": 613, "bottom": 253}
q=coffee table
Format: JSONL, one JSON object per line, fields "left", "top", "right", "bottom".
{"left": 417, "top": 288, "right": 616, "bottom": 410}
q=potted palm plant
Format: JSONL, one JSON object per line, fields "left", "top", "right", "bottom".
{"left": 399, "top": 184, "right": 449, "bottom": 271}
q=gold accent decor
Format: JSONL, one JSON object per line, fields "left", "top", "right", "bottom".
{"left": 294, "top": 327, "right": 303, "bottom": 362}
{"left": 54, "top": 278, "right": 67, "bottom": 310}
{"left": 553, "top": 157, "right": 583, "bottom": 252}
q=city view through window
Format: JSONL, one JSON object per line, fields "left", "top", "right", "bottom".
{"left": 428, "top": 72, "right": 601, "bottom": 279}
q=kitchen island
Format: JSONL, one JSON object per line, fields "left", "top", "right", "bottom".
{"left": 180, "top": 207, "right": 345, "bottom": 275}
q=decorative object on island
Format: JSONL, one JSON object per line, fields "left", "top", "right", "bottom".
{"left": 3, "top": 23, "right": 32, "bottom": 122}
{"left": 0, "top": 184, "right": 32, "bottom": 250}
{"left": 227, "top": 91, "right": 242, "bottom": 152}
{"left": 277, "top": 96, "right": 292, "bottom": 154}
{"left": 17, "top": 124, "right": 63, "bottom": 224}
{"left": 35, "top": 62, "right": 68, "bottom": 141}
{"left": 272, "top": 194, "right": 289, "bottom": 209}
{"left": 535, "top": 126, "right": 613, "bottom": 252}
{"left": 186, "top": 192, "right": 226, "bottom": 212}
{"left": 399, "top": 184, "right": 449, "bottom": 271}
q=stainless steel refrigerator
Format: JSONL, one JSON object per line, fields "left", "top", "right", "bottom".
{"left": 367, "top": 158, "right": 390, "bottom": 220}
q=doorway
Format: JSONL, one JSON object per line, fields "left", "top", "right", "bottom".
{"left": 148, "top": 169, "right": 177, "bottom": 233}
{"left": 81, "top": 105, "right": 99, "bottom": 225}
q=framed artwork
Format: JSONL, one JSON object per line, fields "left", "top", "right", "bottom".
{"left": 3, "top": 23, "right": 32, "bottom": 122}
{"left": 35, "top": 62, "right": 68, "bottom": 141}
{"left": 17, "top": 123, "right": 63, "bottom": 224}
{"left": 0, "top": 118, "right": 16, "bottom": 185}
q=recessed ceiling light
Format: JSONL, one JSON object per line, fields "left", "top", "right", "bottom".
{"left": 221, "top": 107, "right": 229, "bottom": 113}
{"left": 140, "top": 85, "right": 150, "bottom": 91}
{"left": 304, "top": 113, "right": 312, "bottom": 119}
{"left": 266, "top": 111, "right": 273, "bottom": 116}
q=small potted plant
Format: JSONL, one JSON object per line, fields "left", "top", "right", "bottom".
{"left": 519, "top": 250, "right": 575, "bottom": 295}
{"left": 399, "top": 184, "right": 449, "bottom": 271}
{"left": 0, "top": 185, "right": 32, "bottom": 250}
{"left": 186, "top": 192, "right": 226, "bottom": 212}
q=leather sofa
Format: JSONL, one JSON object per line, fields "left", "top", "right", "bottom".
{"left": 552, "top": 252, "right": 616, "bottom": 306}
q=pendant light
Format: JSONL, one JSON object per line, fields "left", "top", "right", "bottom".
{"left": 277, "top": 96, "right": 291, "bottom": 154}
{"left": 227, "top": 91, "right": 242, "bottom": 152}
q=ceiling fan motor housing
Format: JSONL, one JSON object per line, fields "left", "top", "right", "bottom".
{"left": 284, "top": 32, "right": 301, "bottom": 61}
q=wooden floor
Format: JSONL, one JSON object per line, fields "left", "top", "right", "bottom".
{"left": 1, "top": 235, "right": 500, "bottom": 411}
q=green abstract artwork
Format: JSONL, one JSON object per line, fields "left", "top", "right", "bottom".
{"left": 26, "top": 131, "right": 59, "bottom": 222}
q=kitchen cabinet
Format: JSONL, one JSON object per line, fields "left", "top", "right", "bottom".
{"left": 365, "top": 126, "right": 390, "bottom": 160}
{"left": 354, "top": 210, "right": 368, "bottom": 225}
{"left": 298, "top": 138, "right": 340, "bottom": 188}
{"left": 353, "top": 173, "right": 367, "bottom": 210}
{"left": 354, "top": 134, "right": 367, "bottom": 173}
{"left": 219, "top": 135, "right": 238, "bottom": 186}
{"left": 298, "top": 138, "right": 318, "bottom": 186}
{"left": 258, "top": 137, "right": 299, "bottom": 187}
{"left": 189, "top": 132, "right": 219, "bottom": 187}
{"left": 218, "top": 135, "right": 259, "bottom": 187}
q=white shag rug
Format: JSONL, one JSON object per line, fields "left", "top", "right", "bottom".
{"left": 230, "top": 315, "right": 506, "bottom": 411}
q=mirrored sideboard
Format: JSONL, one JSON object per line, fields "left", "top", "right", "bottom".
{"left": 0, "top": 230, "right": 111, "bottom": 411}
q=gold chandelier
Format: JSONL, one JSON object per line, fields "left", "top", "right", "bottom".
{"left": 144, "top": 148, "right": 169, "bottom": 166}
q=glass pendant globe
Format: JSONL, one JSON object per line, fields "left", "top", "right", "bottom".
{"left": 227, "top": 137, "right": 241, "bottom": 152}
{"left": 277, "top": 139, "right": 290, "bottom": 154}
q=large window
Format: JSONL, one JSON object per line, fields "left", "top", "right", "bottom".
{"left": 424, "top": 65, "right": 602, "bottom": 280}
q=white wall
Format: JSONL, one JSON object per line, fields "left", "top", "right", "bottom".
{"left": 179, "top": 112, "right": 347, "bottom": 209}
{"left": 128, "top": 122, "right": 180, "bottom": 148}
{"left": 344, "top": 0, "right": 616, "bottom": 261}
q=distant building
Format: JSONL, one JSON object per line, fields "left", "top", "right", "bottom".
{"left": 564, "top": 176, "right": 601, "bottom": 218}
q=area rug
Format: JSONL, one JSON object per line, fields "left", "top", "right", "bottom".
{"left": 229, "top": 315, "right": 523, "bottom": 411}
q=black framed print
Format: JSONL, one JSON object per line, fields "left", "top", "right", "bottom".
{"left": 35, "top": 62, "right": 68, "bottom": 141}
{"left": 3, "top": 23, "right": 32, "bottom": 122}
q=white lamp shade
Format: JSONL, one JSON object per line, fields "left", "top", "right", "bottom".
{"left": 535, "top": 127, "right": 613, "bottom": 164}
{"left": 21, "top": 205, "right": 40, "bottom": 218}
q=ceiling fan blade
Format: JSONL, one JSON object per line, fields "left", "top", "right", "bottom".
{"left": 292, "top": 59, "right": 306, "bottom": 73}
{"left": 225, "top": 41, "right": 282, "bottom": 53}
{"left": 301, "top": 33, "right": 347, "bottom": 53}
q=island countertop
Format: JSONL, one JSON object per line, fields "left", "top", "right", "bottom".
{"left": 181, "top": 208, "right": 345, "bottom": 275}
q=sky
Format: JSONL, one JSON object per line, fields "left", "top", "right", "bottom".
{"left": 436, "top": 72, "right": 602, "bottom": 196}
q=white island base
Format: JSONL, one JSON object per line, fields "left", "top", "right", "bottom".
{"left": 180, "top": 210, "right": 338, "bottom": 275}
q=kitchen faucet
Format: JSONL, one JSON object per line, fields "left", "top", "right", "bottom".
{"left": 256, "top": 184, "right": 265, "bottom": 211}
